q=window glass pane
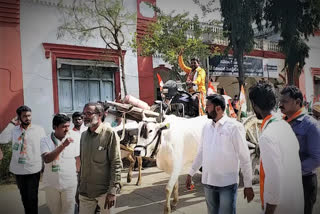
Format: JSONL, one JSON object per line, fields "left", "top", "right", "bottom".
{"left": 59, "top": 64, "right": 72, "bottom": 77}
{"left": 89, "top": 81, "right": 100, "bottom": 102}
{"left": 88, "top": 66, "right": 102, "bottom": 78}
{"left": 74, "top": 80, "right": 89, "bottom": 111}
{"left": 59, "top": 80, "right": 72, "bottom": 112}
{"left": 74, "top": 65, "right": 88, "bottom": 78}
{"left": 102, "top": 81, "right": 113, "bottom": 101}
{"left": 58, "top": 61, "right": 115, "bottom": 113}
{"left": 101, "top": 68, "right": 114, "bottom": 79}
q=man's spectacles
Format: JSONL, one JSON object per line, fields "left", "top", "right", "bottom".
{"left": 82, "top": 111, "right": 96, "bottom": 117}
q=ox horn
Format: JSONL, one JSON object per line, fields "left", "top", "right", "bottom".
{"left": 141, "top": 110, "right": 147, "bottom": 121}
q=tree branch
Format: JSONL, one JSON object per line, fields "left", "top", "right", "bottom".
{"left": 100, "top": 29, "right": 113, "bottom": 49}
{"left": 94, "top": 0, "right": 115, "bottom": 27}
{"left": 62, "top": 25, "right": 106, "bottom": 32}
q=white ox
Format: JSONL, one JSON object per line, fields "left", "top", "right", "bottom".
{"left": 134, "top": 115, "right": 209, "bottom": 214}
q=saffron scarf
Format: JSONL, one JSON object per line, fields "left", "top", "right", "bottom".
{"left": 283, "top": 107, "right": 306, "bottom": 123}
{"left": 199, "top": 92, "right": 206, "bottom": 116}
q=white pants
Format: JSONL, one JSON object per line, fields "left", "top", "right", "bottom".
{"left": 79, "top": 193, "right": 115, "bottom": 214}
{"left": 44, "top": 186, "right": 76, "bottom": 214}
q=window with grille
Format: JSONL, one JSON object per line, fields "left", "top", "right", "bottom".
{"left": 57, "top": 59, "right": 117, "bottom": 113}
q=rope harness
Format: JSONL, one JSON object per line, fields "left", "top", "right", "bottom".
{"left": 135, "top": 122, "right": 168, "bottom": 158}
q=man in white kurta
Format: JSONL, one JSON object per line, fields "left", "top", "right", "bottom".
{"left": 259, "top": 117, "right": 304, "bottom": 213}
{"left": 249, "top": 82, "right": 304, "bottom": 214}
{"left": 41, "top": 114, "right": 80, "bottom": 214}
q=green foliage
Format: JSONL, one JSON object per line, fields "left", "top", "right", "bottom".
{"left": 219, "top": 0, "right": 264, "bottom": 88}
{"left": 220, "top": 0, "right": 263, "bottom": 53}
{"left": 196, "top": 0, "right": 320, "bottom": 86}
{"left": 264, "top": 0, "right": 320, "bottom": 85}
{"left": 0, "top": 144, "right": 13, "bottom": 184}
{"left": 194, "top": 0, "right": 264, "bottom": 89}
{"left": 279, "top": 36, "right": 310, "bottom": 83}
{"left": 132, "top": 7, "right": 215, "bottom": 79}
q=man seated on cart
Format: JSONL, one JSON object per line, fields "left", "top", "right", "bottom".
{"left": 178, "top": 49, "right": 206, "bottom": 115}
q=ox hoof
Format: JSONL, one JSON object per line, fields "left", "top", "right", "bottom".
{"left": 170, "top": 204, "right": 177, "bottom": 211}
{"left": 127, "top": 176, "right": 132, "bottom": 183}
{"left": 164, "top": 206, "right": 171, "bottom": 214}
{"left": 136, "top": 182, "right": 141, "bottom": 186}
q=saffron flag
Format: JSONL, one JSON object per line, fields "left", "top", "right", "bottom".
{"left": 239, "top": 85, "right": 247, "bottom": 117}
{"left": 224, "top": 91, "right": 237, "bottom": 118}
{"left": 207, "top": 81, "right": 217, "bottom": 95}
{"left": 156, "top": 73, "right": 164, "bottom": 91}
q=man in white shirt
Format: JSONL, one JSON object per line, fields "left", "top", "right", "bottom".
{"left": 249, "top": 83, "right": 304, "bottom": 214}
{"left": 71, "top": 111, "right": 86, "bottom": 213}
{"left": 0, "top": 105, "right": 46, "bottom": 214}
{"left": 41, "top": 114, "right": 80, "bottom": 214}
{"left": 72, "top": 111, "right": 87, "bottom": 134}
{"left": 185, "top": 94, "right": 254, "bottom": 214}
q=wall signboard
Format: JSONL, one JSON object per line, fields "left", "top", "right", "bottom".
{"left": 209, "top": 56, "right": 263, "bottom": 77}
{"left": 208, "top": 56, "right": 280, "bottom": 78}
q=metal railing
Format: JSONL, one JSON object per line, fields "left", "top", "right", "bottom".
{"left": 187, "top": 22, "right": 281, "bottom": 52}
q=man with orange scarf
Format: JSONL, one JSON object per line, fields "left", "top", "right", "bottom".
{"left": 249, "top": 83, "right": 303, "bottom": 214}
{"left": 280, "top": 86, "right": 320, "bottom": 214}
{"left": 178, "top": 50, "right": 206, "bottom": 115}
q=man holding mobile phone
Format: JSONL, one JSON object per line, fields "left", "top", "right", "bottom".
{"left": 41, "top": 114, "right": 80, "bottom": 214}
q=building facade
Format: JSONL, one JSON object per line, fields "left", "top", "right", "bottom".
{"left": 0, "top": 0, "right": 319, "bottom": 133}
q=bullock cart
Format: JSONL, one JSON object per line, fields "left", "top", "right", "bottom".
{"left": 241, "top": 114, "right": 262, "bottom": 185}
{"left": 105, "top": 101, "right": 160, "bottom": 186}
{"left": 106, "top": 100, "right": 159, "bottom": 121}
{"left": 106, "top": 99, "right": 262, "bottom": 214}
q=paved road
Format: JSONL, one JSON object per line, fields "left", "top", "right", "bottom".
{"left": 115, "top": 167, "right": 261, "bottom": 214}
{"left": 0, "top": 167, "right": 319, "bottom": 214}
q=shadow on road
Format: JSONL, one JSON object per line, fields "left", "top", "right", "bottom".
{"left": 116, "top": 173, "right": 206, "bottom": 214}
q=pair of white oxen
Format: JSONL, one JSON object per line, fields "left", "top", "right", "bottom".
{"left": 116, "top": 114, "right": 209, "bottom": 214}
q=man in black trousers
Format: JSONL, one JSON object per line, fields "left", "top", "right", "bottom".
{"left": 0, "top": 105, "right": 46, "bottom": 214}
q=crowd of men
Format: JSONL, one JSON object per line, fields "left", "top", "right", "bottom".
{"left": 186, "top": 84, "right": 320, "bottom": 214}
{"left": 178, "top": 49, "right": 320, "bottom": 214}
{"left": 0, "top": 84, "right": 319, "bottom": 214}
{"left": 0, "top": 103, "right": 121, "bottom": 214}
